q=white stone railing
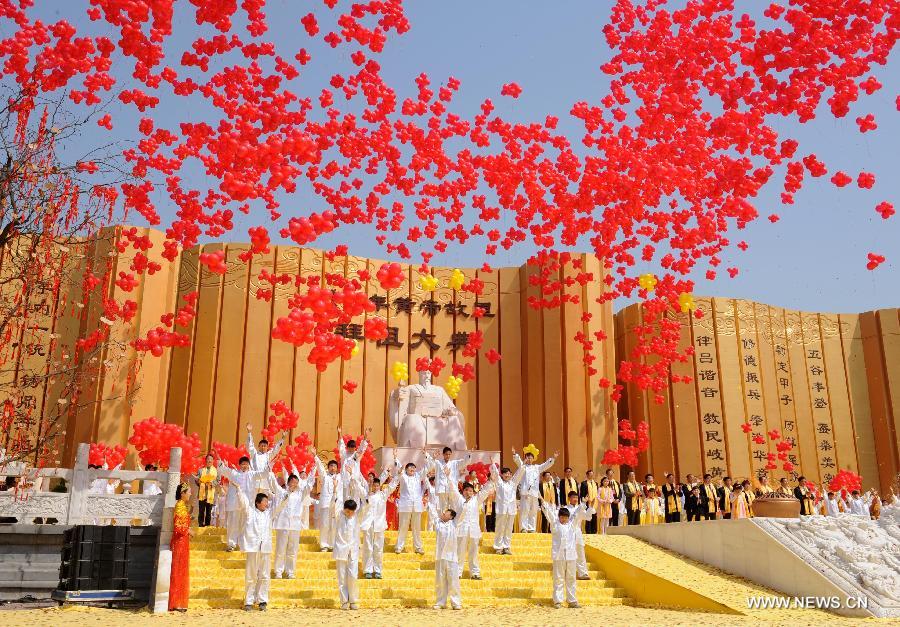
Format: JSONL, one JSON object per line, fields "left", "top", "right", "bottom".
{"left": 0, "top": 443, "right": 181, "bottom": 526}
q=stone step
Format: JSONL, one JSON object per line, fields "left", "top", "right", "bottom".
{"left": 189, "top": 597, "right": 630, "bottom": 609}
{"left": 189, "top": 572, "right": 614, "bottom": 586}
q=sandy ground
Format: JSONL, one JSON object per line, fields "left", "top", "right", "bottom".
{"left": 0, "top": 605, "right": 878, "bottom": 627}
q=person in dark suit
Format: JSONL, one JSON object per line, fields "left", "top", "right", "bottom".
{"left": 718, "top": 476, "right": 734, "bottom": 519}
{"left": 622, "top": 471, "right": 643, "bottom": 525}
{"left": 661, "top": 473, "right": 682, "bottom": 523}
{"left": 680, "top": 473, "right": 697, "bottom": 504}
{"left": 579, "top": 469, "right": 599, "bottom": 534}
{"left": 794, "top": 476, "right": 815, "bottom": 515}
{"left": 686, "top": 485, "right": 703, "bottom": 521}
{"left": 558, "top": 467, "right": 579, "bottom": 506}
{"left": 698, "top": 474, "right": 718, "bottom": 520}
{"left": 604, "top": 468, "right": 621, "bottom": 526}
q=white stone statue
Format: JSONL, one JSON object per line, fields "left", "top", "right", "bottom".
{"left": 388, "top": 368, "right": 466, "bottom": 450}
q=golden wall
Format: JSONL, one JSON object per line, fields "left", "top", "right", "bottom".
{"left": 4, "top": 225, "right": 897, "bottom": 492}
{"left": 39, "top": 227, "right": 617, "bottom": 476}
{"left": 616, "top": 300, "right": 900, "bottom": 492}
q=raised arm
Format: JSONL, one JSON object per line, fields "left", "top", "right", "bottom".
{"left": 235, "top": 483, "right": 251, "bottom": 514}
{"left": 477, "top": 484, "right": 494, "bottom": 505}
{"left": 337, "top": 429, "right": 347, "bottom": 462}
{"left": 490, "top": 462, "right": 500, "bottom": 483}
{"left": 270, "top": 435, "right": 285, "bottom": 461}
{"left": 512, "top": 450, "right": 523, "bottom": 468}
{"left": 426, "top": 489, "right": 441, "bottom": 522}
{"left": 511, "top": 464, "right": 526, "bottom": 485}
{"left": 539, "top": 499, "right": 557, "bottom": 528}
{"left": 385, "top": 472, "right": 401, "bottom": 494}
{"left": 246, "top": 424, "right": 258, "bottom": 457}
{"left": 217, "top": 462, "right": 237, "bottom": 483}
{"left": 269, "top": 472, "right": 287, "bottom": 499}
{"left": 538, "top": 453, "right": 558, "bottom": 473}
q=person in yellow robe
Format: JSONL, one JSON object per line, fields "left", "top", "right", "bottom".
{"left": 597, "top": 477, "right": 614, "bottom": 534}
{"left": 741, "top": 479, "right": 755, "bottom": 517}
{"left": 730, "top": 483, "right": 750, "bottom": 519}
{"left": 718, "top": 476, "right": 733, "bottom": 519}
{"left": 793, "top": 477, "right": 815, "bottom": 515}
{"left": 641, "top": 487, "right": 664, "bottom": 524}
{"left": 196, "top": 454, "right": 218, "bottom": 527}
{"left": 622, "top": 471, "right": 643, "bottom": 525}
{"left": 539, "top": 471, "right": 557, "bottom": 533}
{"left": 661, "top": 473, "right": 682, "bottom": 523}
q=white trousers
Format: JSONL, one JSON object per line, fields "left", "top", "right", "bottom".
{"left": 519, "top": 495, "right": 538, "bottom": 531}
{"left": 435, "top": 559, "right": 462, "bottom": 608}
{"left": 245, "top": 552, "right": 271, "bottom": 605}
{"left": 396, "top": 511, "right": 422, "bottom": 551}
{"left": 493, "top": 513, "right": 516, "bottom": 549}
{"left": 552, "top": 559, "right": 577, "bottom": 604}
{"left": 335, "top": 556, "right": 359, "bottom": 605}
{"left": 317, "top": 506, "right": 335, "bottom": 548}
{"left": 576, "top": 542, "right": 588, "bottom": 577}
{"left": 456, "top": 534, "right": 480, "bottom": 577}
{"left": 274, "top": 529, "right": 300, "bottom": 577}
{"left": 363, "top": 529, "right": 385, "bottom": 574}
{"left": 226, "top": 510, "right": 242, "bottom": 548}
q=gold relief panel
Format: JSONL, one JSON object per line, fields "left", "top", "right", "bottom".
{"left": 432, "top": 267, "right": 455, "bottom": 305}
{"left": 783, "top": 311, "right": 804, "bottom": 346}
{"left": 735, "top": 301, "right": 758, "bottom": 334}
{"left": 176, "top": 251, "right": 199, "bottom": 293}
{"left": 712, "top": 310, "right": 737, "bottom": 337}
{"left": 817, "top": 314, "right": 847, "bottom": 339}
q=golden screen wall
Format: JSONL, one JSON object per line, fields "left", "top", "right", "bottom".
{"left": 26, "top": 227, "right": 616, "bottom": 475}
{"left": 616, "top": 300, "right": 900, "bottom": 492}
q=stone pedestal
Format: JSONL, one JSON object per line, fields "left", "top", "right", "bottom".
{"left": 373, "top": 447, "right": 499, "bottom": 475}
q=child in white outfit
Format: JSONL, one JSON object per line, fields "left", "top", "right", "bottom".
{"left": 393, "top": 459, "right": 427, "bottom": 554}
{"left": 333, "top": 486, "right": 363, "bottom": 610}
{"left": 427, "top": 491, "right": 462, "bottom": 610}
{"left": 235, "top": 483, "right": 276, "bottom": 611}
{"left": 270, "top": 457, "right": 317, "bottom": 578}
{"left": 540, "top": 499, "right": 582, "bottom": 608}
{"left": 489, "top": 462, "right": 525, "bottom": 554}
{"left": 451, "top": 473, "right": 493, "bottom": 579}
{"left": 360, "top": 470, "right": 400, "bottom": 579}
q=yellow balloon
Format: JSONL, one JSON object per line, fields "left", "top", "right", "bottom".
{"left": 444, "top": 375, "right": 462, "bottom": 399}
{"left": 678, "top": 292, "right": 697, "bottom": 313}
{"left": 523, "top": 443, "right": 540, "bottom": 458}
{"left": 419, "top": 273, "right": 439, "bottom": 291}
{"left": 391, "top": 361, "right": 409, "bottom": 383}
{"left": 350, "top": 340, "right": 360, "bottom": 357}
{"left": 639, "top": 273, "right": 658, "bottom": 291}
{"left": 448, "top": 268, "right": 465, "bottom": 291}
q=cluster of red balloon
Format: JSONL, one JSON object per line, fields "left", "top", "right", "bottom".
{"left": 600, "top": 419, "right": 650, "bottom": 467}
{"left": 2, "top": 0, "right": 895, "bottom": 474}
{"left": 451, "top": 361, "right": 475, "bottom": 383}
{"left": 827, "top": 468, "right": 863, "bottom": 497}
{"left": 465, "top": 461, "right": 491, "bottom": 485}
{"left": 128, "top": 417, "right": 203, "bottom": 472}
{"left": 277, "top": 431, "right": 315, "bottom": 474}
{"left": 332, "top": 434, "right": 376, "bottom": 478}
{"left": 260, "top": 399, "right": 299, "bottom": 442}
{"left": 376, "top": 262, "right": 405, "bottom": 289}
{"left": 211, "top": 441, "right": 250, "bottom": 469}
{"left": 88, "top": 442, "right": 126, "bottom": 469}
{"left": 741, "top": 421, "right": 795, "bottom": 472}
{"left": 415, "top": 356, "right": 445, "bottom": 377}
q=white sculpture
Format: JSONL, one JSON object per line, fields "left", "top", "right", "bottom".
{"left": 755, "top": 502, "right": 900, "bottom": 617}
{"left": 387, "top": 368, "right": 466, "bottom": 450}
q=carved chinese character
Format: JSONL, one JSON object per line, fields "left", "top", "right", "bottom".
{"left": 393, "top": 297, "right": 414, "bottom": 315}
{"left": 702, "top": 413, "right": 721, "bottom": 425}
{"left": 741, "top": 338, "right": 756, "bottom": 350}
{"left": 701, "top": 387, "right": 718, "bottom": 398}
{"left": 705, "top": 449, "right": 724, "bottom": 461}
{"left": 473, "top": 301, "right": 495, "bottom": 317}
{"left": 696, "top": 336, "right": 712, "bottom": 347}
{"left": 813, "top": 397, "right": 828, "bottom": 409}
{"left": 443, "top": 302, "right": 468, "bottom": 317}
{"left": 376, "top": 326, "right": 404, "bottom": 348}
{"left": 418, "top": 299, "right": 441, "bottom": 317}
{"left": 699, "top": 370, "right": 717, "bottom": 381}
{"left": 446, "top": 332, "right": 469, "bottom": 353}
{"left": 745, "top": 372, "right": 759, "bottom": 384}
{"left": 369, "top": 295, "right": 388, "bottom": 311}
{"left": 409, "top": 328, "right": 440, "bottom": 351}
{"left": 705, "top": 431, "right": 723, "bottom": 443}
{"left": 816, "top": 423, "right": 831, "bottom": 434}
{"left": 807, "top": 349, "right": 821, "bottom": 360}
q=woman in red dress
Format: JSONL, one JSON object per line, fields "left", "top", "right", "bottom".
{"left": 169, "top": 482, "right": 192, "bottom": 612}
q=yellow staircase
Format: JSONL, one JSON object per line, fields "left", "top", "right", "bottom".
{"left": 189, "top": 527, "right": 632, "bottom": 608}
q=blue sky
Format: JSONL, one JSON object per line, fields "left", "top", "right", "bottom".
{"left": 21, "top": 1, "right": 899, "bottom": 314}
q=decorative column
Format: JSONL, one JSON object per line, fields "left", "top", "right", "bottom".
{"left": 149, "top": 447, "right": 182, "bottom": 613}
{"left": 64, "top": 443, "right": 90, "bottom": 525}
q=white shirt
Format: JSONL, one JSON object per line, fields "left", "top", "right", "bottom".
{"left": 426, "top": 453, "right": 470, "bottom": 495}
{"left": 514, "top": 453, "right": 557, "bottom": 497}
{"left": 427, "top": 495, "right": 459, "bottom": 562}
{"left": 566, "top": 503, "right": 595, "bottom": 547}
{"left": 848, "top": 497, "right": 868, "bottom": 516}
{"left": 314, "top": 457, "right": 342, "bottom": 511}
{"left": 219, "top": 464, "right": 266, "bottom": 512}
{"left": 490, "top": 463, "right": 525, "bottom": 515}
{"left": 236, "top": 489, "right": 273, "bottom": 553}
{"left": 272, "top": 469, "right": 317, "bottom": 531}
{"left": 541, "top": 502, "right": 578, "bottom": 561}
{"left": 360, "top": 475, "right": 400, "bottom": 532}
{"left": 394, "top": 461, "right": 427, "bottom": 513}
{"left": 338, "top": 438, "right": 369, "bottom": 488}
{"left": 333, "top": 504, "right": 362, "bottom": 561}
{"left": 246, "top": 433, "right": 283, "bottom": 472}
{"left": 451, "top": 483, "right": 491, "bottom": 539}
{"left": 824, "top": 497, "right": 843, "bottom": 517}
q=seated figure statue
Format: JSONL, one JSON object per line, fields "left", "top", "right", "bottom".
{"left": 388, "top": 361, "right": 466, "bottom": 451}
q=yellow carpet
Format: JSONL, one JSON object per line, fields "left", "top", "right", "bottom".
{"left": 190, "top": 527, "right": 630, "bottom": 608}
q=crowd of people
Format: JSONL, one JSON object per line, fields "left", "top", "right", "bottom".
{"left": 169, "top": 430, "right": 894, "bottom": 612}
{"left": 1, "top": 440, "right": 895, "bottom": 612}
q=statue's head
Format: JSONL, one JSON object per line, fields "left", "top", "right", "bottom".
{"left": 418, "top": 370, "right": 432, "bottom": 386}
